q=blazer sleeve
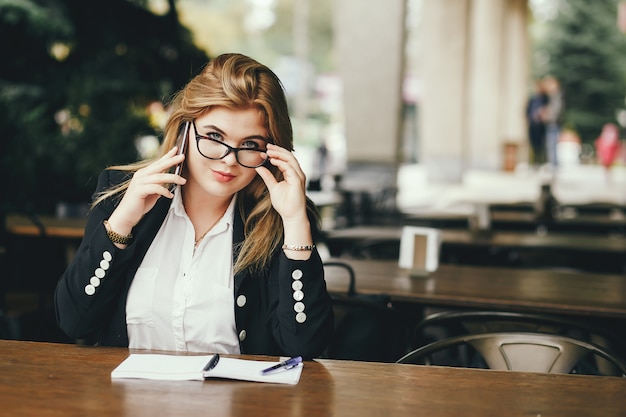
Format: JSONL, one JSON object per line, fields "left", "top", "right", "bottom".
{"left": 54, "top": 170, "right": 140, "bottom": 341}
{"left": 269, "top": 248, "right": 334, "bottom": 359}
{"left": 267, "top": 201, "right": 334, "bottom": 358}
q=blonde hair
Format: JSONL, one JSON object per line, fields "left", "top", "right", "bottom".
{"left": 94, "top": 53, "right": 307, "bottom": 274}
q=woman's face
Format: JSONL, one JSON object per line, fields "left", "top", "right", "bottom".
{"left": 184, "top": 106, "right": 269, "bottom": 200}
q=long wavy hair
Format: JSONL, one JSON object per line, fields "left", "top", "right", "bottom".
{"left": 94, "top": 53, "right": 303, "bottom": 274}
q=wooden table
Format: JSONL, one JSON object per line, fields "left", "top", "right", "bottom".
{"left": 323, "top": 226, "right": 626, "bottom": 273}
{"left": 325, "top": 226, "right": 626, "bottom": 253}
{"left": 0, "top": 340, "right": 624, "bottom": 417}
{"left": 6, "top": 214, "right": 86, "bottom": 239}
{"left": 323, "top": 259, "right": 626, "bottom": 320}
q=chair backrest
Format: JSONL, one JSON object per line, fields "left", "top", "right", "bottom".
{"left": 323, "top": 261, "right": 357, "bottom": 296}
{"left": 322, "top": 261, "right": 410, "bottom": 362}
{"left": 413, "top": 310, "right": 620, "bottom": 351}
{"left": 397, "top": 332, "right": 626, "bottom": 376}
{"left": 417, "top": 310, "right": 590, "bottom": 332}
{"left": 411, "top": 310, "right": 626, "bottom": 375}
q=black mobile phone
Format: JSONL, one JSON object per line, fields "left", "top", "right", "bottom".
{"left": 170, "top": 121, "right": 190, "bottom": 191}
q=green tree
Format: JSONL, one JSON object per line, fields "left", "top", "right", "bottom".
{"left": 535, "top": 0, "right": 626, "bottom": 143}
{"left": 0, "top": 0, "right": 208, "bottom": 214}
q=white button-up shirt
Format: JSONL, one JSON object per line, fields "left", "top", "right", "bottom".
{"left": 126, "top": 188, "right": 240, "bottom": 354}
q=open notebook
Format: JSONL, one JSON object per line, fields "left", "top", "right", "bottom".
{"left": 111, "top": 354, "right": 303, "bottom": 385}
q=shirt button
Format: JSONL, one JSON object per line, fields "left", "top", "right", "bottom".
{"left": 291, "top": 280, "right": 303, "bottom": 291}
{"left": 291, "top": 269, "right": 303, "bottom": 280}
{"left": 295, "top": 312, "right": 307, "bottom": 323}
{"left": 293, "top": 290, "right": 304, "bottom": 301}
{"left": 294, "top": 301, "right": 305, "bottom": 313}
{"left": 102, "top": 251, "right": 112, "bottom": 262}
{"left": 90, "top": 276, "right": 101, "bottom": 287}
{"left": 100, "top": 259, "right": 110, "bottom": 270}
{"left": 84, "top": 284, "right": 96, "bottom": 296}
{"left": 238, "top": 330, "right": 247, "bottom": 341}
{"left": 236, "top": 295, "right": 247, "bottom": 307}
{"left": 94, "top": 268, "right": 105, "bottom": 278}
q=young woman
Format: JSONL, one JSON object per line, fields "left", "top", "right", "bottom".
{"left": 55, "top": 53, "right": 334, "bottom": 359}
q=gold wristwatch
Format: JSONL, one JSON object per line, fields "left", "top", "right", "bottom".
{"left": 103, "top": 220, "right": 133, "bottom": 244}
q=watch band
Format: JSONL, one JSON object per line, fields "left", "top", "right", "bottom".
{"left": 103, "top": 220, "right": 133, "bottom": 244}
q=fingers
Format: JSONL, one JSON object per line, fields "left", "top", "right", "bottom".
{"left": 151, "top": 147, "right": 185, "bottom": 174}
{"left": 256, "top": 144, "right": 309, "bottom": 220}
{"left": 264, "top": 144, "right": 306, "bottom": 185}
{"left": 137, "top": 147, "right": 186, "bottom": 185}
{"left": 114, "top": 148, "right": 187, "bottom": 225}
{"left": 255, "top": 165, "right": 277, "bottom": 189}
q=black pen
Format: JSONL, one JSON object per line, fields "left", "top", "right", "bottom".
{"left": 203, "top": 354, "right": 220, "bottom": 372}
{"left": 260, "top": 356, "right": 302, "bottom": 375}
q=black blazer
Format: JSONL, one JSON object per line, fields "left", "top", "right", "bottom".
{"left": 55, "top": 170, "right": 334, "bottom": 359}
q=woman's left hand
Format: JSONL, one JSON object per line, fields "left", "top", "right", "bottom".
{"left": 255, "top": 143, "right": 307, "bottom": 222}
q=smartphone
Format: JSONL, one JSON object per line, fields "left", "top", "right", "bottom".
{"left": 170, "top": 121, "right": 190, "bottom": 191}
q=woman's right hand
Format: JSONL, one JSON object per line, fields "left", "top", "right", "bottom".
{"left": 106, "top": 147, "right": 186, "bottom": 236}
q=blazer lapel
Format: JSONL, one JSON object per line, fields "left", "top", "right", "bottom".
{"left": 232, "top": 206, "right": 247, "bottom": 293}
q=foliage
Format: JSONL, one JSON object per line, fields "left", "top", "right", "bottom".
{"left": 534, "top": 0, "right": 626, "bottom": 143}
{"left": 0, "top": 0, "right": 208, "bottom": 214}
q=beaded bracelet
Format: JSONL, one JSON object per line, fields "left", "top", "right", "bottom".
{"left": 282, "top": 244, "right": 315, "bottom": 251}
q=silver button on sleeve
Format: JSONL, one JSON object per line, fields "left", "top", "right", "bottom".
{"left": 295, "top": 312, "right": 307, "bottom": 323}
{"left": 236, "top": 295, "right": 247, "bottom": 307}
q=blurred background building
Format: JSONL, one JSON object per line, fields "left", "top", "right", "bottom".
{"left": 1, "top": 0, "right": 626, "bottom": 214}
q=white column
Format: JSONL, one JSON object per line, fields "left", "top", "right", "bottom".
{"left": 418, "top": 0, "right": 529, "bottom": 179}
{"left": 292, "top": 0, "right": 309, "bottom": 124}
{"left": 419, "top": 0, "right": 471, "bottom": 181}
{"left": 466, "top": 0, "right": 506, "bottom": 171}
{"left": 333, "top": 0, "right": 406, "bottom": 165}
{"left": 500, "top": 0, "right": 530, "bottom": 163}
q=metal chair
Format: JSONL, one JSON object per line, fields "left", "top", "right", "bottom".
{"left": 322, "top": 261, "right": 411, "bottom": 362}
{"left": 414, "top": 310, "right": 614, "bottom": 341}
{"left": 397, "top": 331, "right": 626, "bottom": 376}
{"left": 410, "top": 310, "right": 626, "bottom": 376}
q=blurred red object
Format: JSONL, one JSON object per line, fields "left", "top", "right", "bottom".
{"left": 594, "top": 123, "right": 622, "bottom": 168}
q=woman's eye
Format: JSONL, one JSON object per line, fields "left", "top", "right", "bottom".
{"left": 206, "top": 132, "right": 222, "bottom": 141}
{"left": 241, "top": 140, "right": 264, "bottom": 150}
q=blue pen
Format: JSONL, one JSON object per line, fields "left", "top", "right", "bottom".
{"left": 203, "top": 354, "right": 220, "bottom": 372}
{"left": 260, "top": 356, "right": 302, "bottom": 375}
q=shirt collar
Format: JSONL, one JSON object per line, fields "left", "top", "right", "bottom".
{"left": 170, "top": 186, "right": 186, "bottom": 217}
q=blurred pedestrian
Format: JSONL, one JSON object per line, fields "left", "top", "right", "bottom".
{"left": 542, "top": 75, "right": 564, "bottom": 169}
{"left": 594, "top": 123, "right": 622, "bottom": 183}
{"left": 526, "top": 79, "right": 548, "bottom": 166}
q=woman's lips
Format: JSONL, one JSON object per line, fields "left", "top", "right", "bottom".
{"left": 212, "top": 170, "right": 235, "bottom": 182}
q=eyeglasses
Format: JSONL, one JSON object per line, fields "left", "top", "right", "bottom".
{"left": 192, "top": 120, "right": 271, "bottom": 168}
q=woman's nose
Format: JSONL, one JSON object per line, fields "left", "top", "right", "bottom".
{"left": 221, "top": 149, "right": 239, "bottom": 166}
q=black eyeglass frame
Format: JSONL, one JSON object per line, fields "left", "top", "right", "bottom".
{"left": 192, "top": 120, "right": 272, "bottom": 168}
